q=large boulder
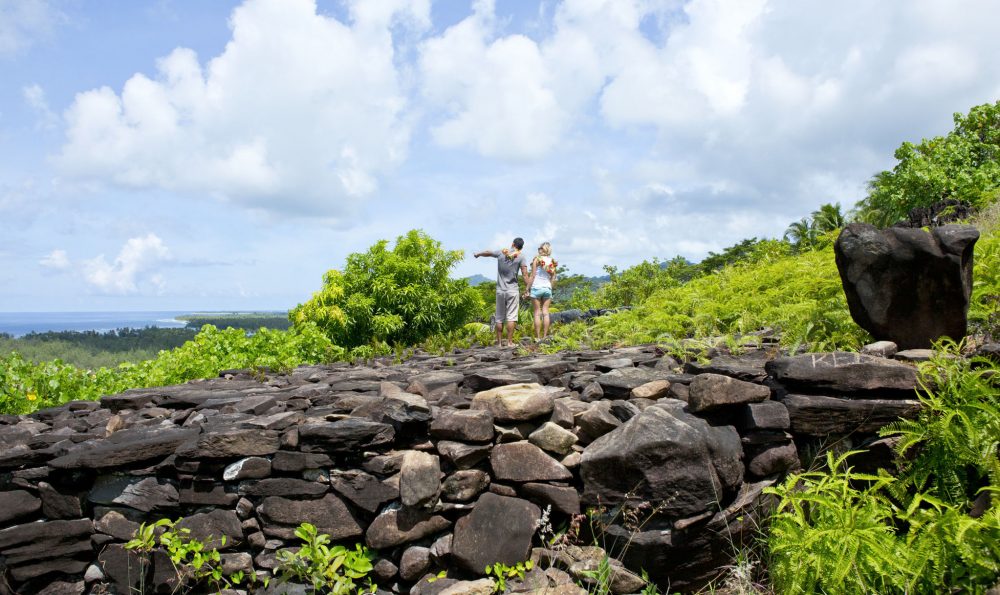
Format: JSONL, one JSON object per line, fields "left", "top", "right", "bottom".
{"left": 834, "top": 223, "right": 979, "bottom": 349}
{"left": 451, "top": 493, "right": 540, "bottom": 575}
{"left": 471, "top": 383, "right": 555, "bottom": 422}
{"left": 581, "top": 404, "right": 743, "bottom": 519}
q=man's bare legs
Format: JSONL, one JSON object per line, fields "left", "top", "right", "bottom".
{"left": 505, "top": 320, "right": 517, "bottom": 347}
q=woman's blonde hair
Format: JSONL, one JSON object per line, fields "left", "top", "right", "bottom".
{"left": 538, "top": 242, "right": 552, "bottom": 257}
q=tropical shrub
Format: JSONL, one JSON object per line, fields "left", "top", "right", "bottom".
{"left": 291, "top": 230, "right": 482, "bottom": 348}
{"left": 857, "top": 100, "right": 1000, "bottom": 227}
{"left": 125, "top": 518, "right": 252, "bottom": 593}
{"left": 596, "top": 260, "right": 680, "bottom": 308}
{"left": 274, "top": 523, "right": 375, "bottom": 594}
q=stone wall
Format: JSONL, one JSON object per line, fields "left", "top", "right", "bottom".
{"left": 0, "top": 343, "right": 926, "bottom": 594}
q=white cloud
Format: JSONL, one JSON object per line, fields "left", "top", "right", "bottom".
{"left": 419, "top": 2, "right": 568, "bottom": 159}
{"left": 0, "top": 0, "right": 63, "bottom": 57}
{"left": 522, "top": 192, "right": 553, "bottom": 215}
{"left": 39, "top": 249, "right": 70, "bottom": 270}
{"left": 23, "top": 83, "right": 58, "bottom": 129}
{"left": 56, "top": 0, "right": 429, "bottom": 216}
{"left": 83, "top": 234, "right": 171, "bottom": 294}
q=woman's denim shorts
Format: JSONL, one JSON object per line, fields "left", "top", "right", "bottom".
{"left": 529, "top": 287, "right": 552, "bottom": 300}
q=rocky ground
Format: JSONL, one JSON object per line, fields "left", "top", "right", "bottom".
{"left": 0, "top": 339, "right": 940, "bottom": 594}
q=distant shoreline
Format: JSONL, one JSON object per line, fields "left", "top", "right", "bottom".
{"left": 0, "top": 311, "right": 288, "bottom": 338}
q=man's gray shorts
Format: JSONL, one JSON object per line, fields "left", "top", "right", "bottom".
{"left": 495, "top": 291, "right": 519, "bottom": 323}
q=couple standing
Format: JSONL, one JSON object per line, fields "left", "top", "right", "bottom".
{"left": 475, "top": 238, "right": 557, "bottom": 348}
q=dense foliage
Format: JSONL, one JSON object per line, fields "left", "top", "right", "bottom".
{"left": 0, "top": 327, "right": 196, "bottom": 368}
{"left": 767, "top": 347, "right": 1000, "bottom": 593}
{"left": 0, "top": 323, "right": 339, "bottom": 415}
{"left": 858, "top": 100, "right": 1000, "bottom": 227}
{"left": 291, "top": 230, "right": 481, "bottom": 349}
{"left": 550, "top": 237, "right": 868, "bottom": 351}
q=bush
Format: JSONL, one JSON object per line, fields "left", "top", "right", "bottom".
{"left": 291, "top": 230, "right": 482, "bottom": 348}
{"left": 857, "top": 100, "right": 1000, "bottom": 227}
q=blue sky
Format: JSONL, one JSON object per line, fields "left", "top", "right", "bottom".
{"left": 1, "top": 0, "right": 998, "bottom": 312}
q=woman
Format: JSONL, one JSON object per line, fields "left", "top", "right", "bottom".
{"left": 524, "top": 242, "right": 557, "bottom": 341}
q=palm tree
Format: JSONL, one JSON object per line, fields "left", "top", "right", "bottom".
{"left": 811, "top": 203, "right": 846, "bottom": 233}
{"left": 784, "top": 218, "right": 817, "bottom": 249}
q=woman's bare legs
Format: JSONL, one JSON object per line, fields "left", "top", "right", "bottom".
{"left": 541, "top": 298, "right": 552, "bottom": 339}
{"left": 532, "top": 298, "right": 542, "bottom": 340}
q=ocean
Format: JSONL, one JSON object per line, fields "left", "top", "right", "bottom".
{"left": 0, "top": 311, "right": 191, "bottom": 338}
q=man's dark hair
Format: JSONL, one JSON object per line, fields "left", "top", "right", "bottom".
{"left": 513, "top": 237, "right": 524, "bottom": 250}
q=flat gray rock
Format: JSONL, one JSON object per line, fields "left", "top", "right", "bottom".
{"left": 766, "top": 352, "right": 918, "bottom": 394}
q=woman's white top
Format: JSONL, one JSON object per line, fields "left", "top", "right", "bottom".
{"left": 533, "top": 257, "right": 553, "bottom": 289}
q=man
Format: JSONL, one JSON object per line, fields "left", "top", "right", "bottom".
{"left": 474, "top": 238, "right": 530, "bottom": 348}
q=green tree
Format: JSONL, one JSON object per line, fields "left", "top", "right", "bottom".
{"left": 697, "top": 238, "right": 765, "bottom": 274}
{"left": 811, "top": 202, "right": 846, "bottom": 232}
{"left": 784, "top": 218, "right": 817, "bottom": 250}
{"left": 597, "top": 259, "right": 679, "bottom": 308}
{"left": 857, "top": 100, "right": 1000, "bottom": 227}
{"left": 290, "top": 230, "right": 482, "bottom": 349}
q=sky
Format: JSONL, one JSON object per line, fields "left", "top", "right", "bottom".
{"left": 1, "top": 0, "right": 999, "bottom": 312}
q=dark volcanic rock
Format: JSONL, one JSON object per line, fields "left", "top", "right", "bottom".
{"left": 491, "top": 442, "right": 572, "bottom": 483}
{"left": 400, "top": 450, "right": 441, "bottom": 508}
{"left": 441, "top": 470, "right": 490, "bottom": 502}
{"left": 38, "top": 482, "right": 83, "bottom": 519}
{"left": 330, "top": 470, "right": 399, "bottom": 514}
{"left": 687, "top": 373, "right": 770, "bottom": 412}
{"left": 766, "top": 352, "right": 918, "bottom": 394}
{"left": 176, "top": 428, "right": 280, "bottom": 458}
{"left": 595, "top": 367, "right": 664, "bottom": 399}
{"left": 406, "top": 371, "right": 464, "bottom": 400}
{"left": 48, "top": 427, "right": 199, "bottom": 469}
{"left": 271, "top": 451, "right": 332, "bottom": 473}
{"left": 175, "top": 509, "right": 242, "bottom": 550}
{"left": 111, "top": 477, "right": 178, "bottom": 512}
{"left": 464, "top": 367, "right": 539, "bottom": 392}
{"left": 430, "top": 409, "right": 494, "bottom": 442}
{"left": 0, "top": 489, "right": 41, "bottom": 525}
{"left": 781, "top": 393, "right": 922, "bottom": 435}
{"left": 747, "top": 442, "right": 800, "bottom": 477}
{"left": 436, "top": 441, "right": 491, "bottom": 470}
{"left": 741, "top": 401, "right": 790, "bottom": 431}
{"left": 835, "top": 223, "right": 978, "bottom": 349}
{"left": 0, "top": 518, "right": 94, "bottom": 581}
{"left": 97, "top": 544, "right": 145, "bottom": 594}
{"left": 581, "top": 405, "right": 743, "bottom": 518}
{"left": 521, "top": 483, "right": 581, "bottom": 516}
{"left": 685, "top": 352, "right": 770, "bottom": 382}
{"left": 298, "top": 419, "right": 395, "bottom": 453}
{"left": 223, "top": 456, "right": 272, "bottom": 480}
{"left": 452, "top": 493, "right": 540, "bottom": 575}
{"left": 366, "top": 507, "right": 451, "bottom": 550}
{"left": 240, "top": 478, "right": 328, "bottom": 497}
{"left": 260, "top": 494, "right": 362, "bottom": 541}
